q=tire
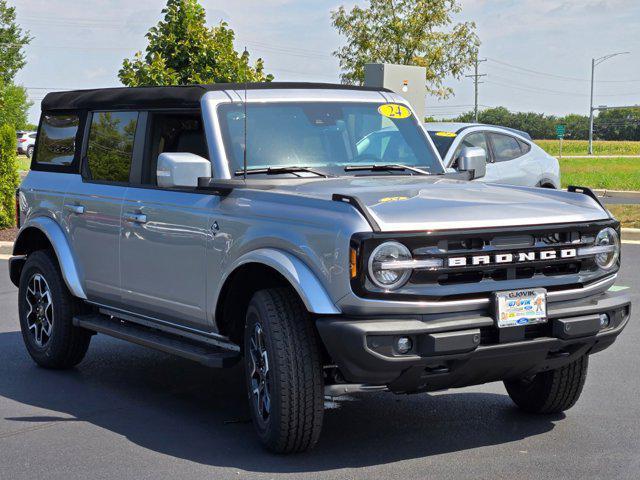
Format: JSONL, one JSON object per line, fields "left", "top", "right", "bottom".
{"left": 18, "top": 250, "right": 92, "bottom": 369}
{"left": 244, "top": 288, "right": 324, "bottom": 453}
{"left": 504, "top": 355, "right": 589, "bottom": 414}
{"left": 26, "top": 145, "right": 34, "bottom": 158}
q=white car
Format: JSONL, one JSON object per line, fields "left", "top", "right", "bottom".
{"left": 425, "top": 123, "right": 560, "bottom": 188}
{"left": 17, "top": 130, "right": 37, "bottom": 158}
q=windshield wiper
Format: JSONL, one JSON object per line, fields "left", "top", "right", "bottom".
{"left": 234, "top": 166, "right": 330, "bottom": 178}
{"left": 344, "top": 164, "right": 431, "bottom": 175}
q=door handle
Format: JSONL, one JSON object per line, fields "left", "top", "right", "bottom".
{"left": 123, "top": 212, "right": 147, "bottom": 224}
{"left": 64, "top": 204, "right": 85, "bottom": 215}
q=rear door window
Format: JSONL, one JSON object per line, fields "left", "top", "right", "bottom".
{"left": 489, "top": 133, "right": 523, "bottom": 162}
{"left": 35, "top": 113, "right": 80, "bottom": 166}
{"left": 85, "top": 111, "right": 139, "bottom": 183}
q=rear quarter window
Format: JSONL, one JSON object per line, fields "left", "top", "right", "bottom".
{"left": 489, "top": 133, "right": 523, "bottom": 162}
{"left": 518, "top": 139, "right": 532, "bottom": 154}
{"left": 34, "top": 113, "right": 80, "bottom": 167}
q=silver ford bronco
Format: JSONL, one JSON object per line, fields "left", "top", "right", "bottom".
{"left": 9, "top": 83, "right": 631, "bottom": 453}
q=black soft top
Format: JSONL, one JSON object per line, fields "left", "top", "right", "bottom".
{"left": 41, "top": 82, "right": 391, "bottom": 112}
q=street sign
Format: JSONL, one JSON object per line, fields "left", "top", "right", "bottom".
{"left": 556, "top": 125, "right": 566, "bottom": 139}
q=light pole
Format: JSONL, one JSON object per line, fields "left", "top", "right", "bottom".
{"left": 589, "top": 52, "right": 630, "bottom": 154}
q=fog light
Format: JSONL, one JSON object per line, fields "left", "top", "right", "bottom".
{"left": 599, "top": 314, "right": 610, "bottom": 329}
{"left": 396, "top": 337, "right": 413, "bottom": 354}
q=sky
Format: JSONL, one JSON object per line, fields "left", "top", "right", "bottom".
{"left": 12, "top": 0, "right": 640, "bottom": 124}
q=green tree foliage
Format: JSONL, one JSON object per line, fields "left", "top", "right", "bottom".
{"left": 0, "top": 0, "right": 31, "bottom": 84}
{"left": 0, "top": 81, "right": 30, "bottom": 129}
{"left": 0, "top": 1, "right": 31, "bottom": 131}
{"left": 331, "top": 0, "right": 478, "bottom": 98}
{"left": 0, "top": 123, "right": 19, "bottom": 228}
{"left": 595, "top": 107, "right": 640, "bottom": 141}
{"left": 451, "top": 106, "right": 639, "bottom": 140}
{"left": 119, "top": 0, "right": 273, "bottom": 86}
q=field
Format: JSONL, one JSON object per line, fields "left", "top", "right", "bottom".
{"left": 535, "top": 139, "right": 640, "bottom": 157}
{"left": 559, "top": 157, "right": 640, "bottom": 191}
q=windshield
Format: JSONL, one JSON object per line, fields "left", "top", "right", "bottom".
{"left": 427, "top": 131, "right": 457, "bottom": 158}
{"left": 218, "top": 102, "right": 443, "bottom": 176}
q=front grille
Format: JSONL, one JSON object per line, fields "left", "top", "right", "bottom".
{"left": 352, "top": 220, "right": 617, "bottom": 300}
{"left": 406, "top": 227, "right": 600, "bottom": 287}
{"left": 412, "top": 259, "right": 585, "bottom": 285}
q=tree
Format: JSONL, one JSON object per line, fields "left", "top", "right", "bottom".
{"left": 0, "top": 0, "right": 31, "bottom": 131}
{"left": 0, "top": 0, "right": 31, "bottom": 84}
{"left": 0, "top": 81, "right": 30, "bottom": 129}
{"left": 595, "top": 108, "right": 640, "bottom": 141}
{"left": 331, "top": 0, "right": 479, "bottom": 98}
{"left": 0, "top": 123, "right": 19, "bottom": 228}
{"left": 119, "top": 0, "right": 273, "bottom": 86}
{"left": 451, "top": 107, "right": 591, "bottom": 140}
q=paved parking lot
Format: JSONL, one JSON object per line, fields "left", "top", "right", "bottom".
{"left": 0, "top": 245, "right": 638, "bottom": 480}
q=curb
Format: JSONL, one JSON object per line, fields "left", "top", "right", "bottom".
{"left": 594, "top": 189, "right": 640, "bottom": 200}
{"left": 622, "top": 228, "right": 640, "bottom": 241}
{"left": 0, "top": 241, "right": 13, "bottom": 256}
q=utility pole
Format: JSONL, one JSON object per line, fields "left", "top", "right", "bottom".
{"left": 466, "top": 53, "right": 486, "bottom": 122}
{"left": 589, "top": 51, "right": 630, "bottom": 154}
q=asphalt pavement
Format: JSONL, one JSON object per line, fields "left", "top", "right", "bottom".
{"left": 0, "top": 246, "right": 638, "bottom": 480}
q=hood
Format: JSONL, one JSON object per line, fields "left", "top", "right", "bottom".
{"left": 268, "top": 176, "right": 609, "bottom": 232}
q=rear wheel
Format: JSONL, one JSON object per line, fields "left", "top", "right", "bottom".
{"left": 18, "top": 250, "right": 92, "bottom": 369}
{"left": 504, "top": 355, "right": 588, "bottom": 414}
{"left": 244, "top": 288, "right": 324, "bottom": 453}
{"left": 26, "top": 145, "right": 34, "bottom": 158}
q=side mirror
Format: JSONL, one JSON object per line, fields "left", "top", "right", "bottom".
{"left": 457, "top": 147, "right": 487, "bottom": 180}
{"left": 157, "top": 152, "right": 212, "bottom": 188}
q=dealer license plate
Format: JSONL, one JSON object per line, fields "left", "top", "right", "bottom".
{"left": 494, "top": 288, "right": 547, "bottom": 328}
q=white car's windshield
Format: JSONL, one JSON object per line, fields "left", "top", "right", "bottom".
{"left": 217, "top": 102, "right": 443, "bottom": 177}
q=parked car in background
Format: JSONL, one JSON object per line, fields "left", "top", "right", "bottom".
{"left": 425, "top": 123, "right": 560, "bottom": 188}
{"left": 16, "top": 130, "right": 37, "bottom": 158}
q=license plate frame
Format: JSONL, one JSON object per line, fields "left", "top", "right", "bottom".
{"left": 494, "top": 288, "right": 547, "bottom": 328}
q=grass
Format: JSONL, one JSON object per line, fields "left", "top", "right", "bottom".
{"left": 607, "top": 204, "right": 640, "bottom": 229}
{"left": 536, "top": 139, "right": 640, "bottom": 157}
{"left": 559, "top": 157, "right": 640, "bottom": 191}
{"left": 16, "top": 155, "right": 30, "bottom": 171}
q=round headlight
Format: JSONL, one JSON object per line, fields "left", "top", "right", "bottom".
{"left": 594, "top": 227, "right": 620, "bottom": 270}
{"left": 368, "top": 241, "right": 412, "bottom": 290}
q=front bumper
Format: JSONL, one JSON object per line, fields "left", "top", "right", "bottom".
{"left": 316, "top": 290, "right": 631, "bottom": 393}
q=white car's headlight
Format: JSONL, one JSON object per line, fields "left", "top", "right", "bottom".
{"left": 368, "top": 241, "right": 412, "bottom": 290}
{"left": 594, "top": 227, "right": 620, "bottom": 270}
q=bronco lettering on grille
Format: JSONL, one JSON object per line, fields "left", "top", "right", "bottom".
{"left": 447, "top": 248, "right": 577, "bottom": 268}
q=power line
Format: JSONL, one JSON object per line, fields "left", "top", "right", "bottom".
{"left": 484, "top": 78, "right": 588, "bottom": 97}
{"left": 486, "top": 57, "right": 640, "bottom": 83}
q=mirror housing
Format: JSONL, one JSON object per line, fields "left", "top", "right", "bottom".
{"left": 457, "top": 147, "right": 487, "bottom": 180}
{"left": 157, "top": 152, "right": 211, "bottom": 188}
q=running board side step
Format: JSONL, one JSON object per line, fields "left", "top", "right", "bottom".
{"left": 73, "top": 314, "right": 241, "bottom": 368}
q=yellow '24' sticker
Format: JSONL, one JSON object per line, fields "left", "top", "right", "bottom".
{"left": 378, "top": 103, "right": 412, "bottom": 119}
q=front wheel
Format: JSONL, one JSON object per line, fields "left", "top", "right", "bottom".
{"left": 504, "top": 355, "right": 589, "bottom": 414}
{"left": 244, "top": 288, "right": 324, "bottom": 453}
{"left": 18, "top": 250, "right": 92, "bottom": 369}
